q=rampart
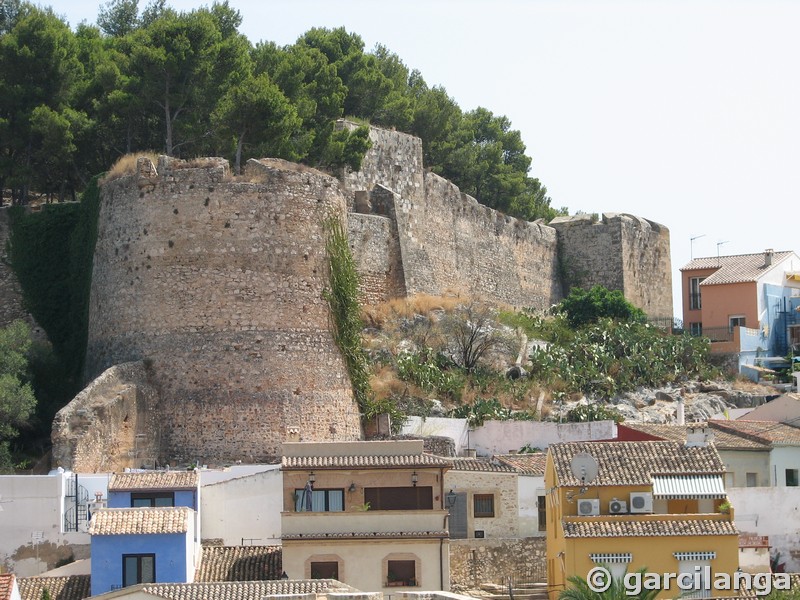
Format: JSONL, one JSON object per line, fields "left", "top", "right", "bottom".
{"left": 54, "top": 123, "right": 672, "bottom": 468}
{"left": 343, "top": 124, "right": 562, "bottom": 310}
{"left": 76, "top": 156, "right": 361, "bottom": 467}
{"left": 550, "top": 212, "right": 672, "bottom": 318}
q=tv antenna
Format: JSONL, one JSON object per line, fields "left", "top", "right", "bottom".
{"left": 690, "top": 234, "right": 705, "bottom": 259}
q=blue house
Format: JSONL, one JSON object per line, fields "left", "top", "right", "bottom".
{"left": 106, "top": 470, "right": 199, "bottom": 511}
{"left": 89, "top": 471, "right": 201, "bottom": 596}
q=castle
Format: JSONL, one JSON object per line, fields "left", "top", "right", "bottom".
{"left": 50, "top": 123, "right": 672, "bottom": 470}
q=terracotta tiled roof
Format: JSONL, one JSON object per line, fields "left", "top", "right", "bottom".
{"left": 0, "top": 574, "right": 15, "bottom": 600}
{"left": 563, "top": 517, "right": 739, "bottom": 538}
{"left": 449, "top": 458, "right": 516, "bottom": 472}
{"left": 282, "top": 453, "right": 451, "bottom": 470}
{"left": 623, "top": 423, "right": 769, "bottom": 450}
{"left": 550, "top": 441, "right": 724, "bottom": 486}
{"left": 89, "top": 507, "right": 193, "bottom": 535}
{"left": 680, "top": 251, "right": 795, "bottom": 285}
{"left": 282, "top": 530, "right": 448, "bottom": 540}
{"left": 18, "top": 576, "right": 91, "bottom": 600}
{"left": 108, "top": 470, "right": 199, "bottom": 491}
{"left": 709, "top": 420, "right": 800, "bottom": 446}
{"left": 141, "top": 579, "right": 355, "bottom": 600}
{"left": 195, "top": 546, "right": 282, "bottom": 582}
{"left": 493, "top": 453, "right": 547, "bottom": 475}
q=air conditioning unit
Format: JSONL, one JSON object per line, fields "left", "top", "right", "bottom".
{"left": 577, "top": 499, "right": 600, "bottom": 516}
{"left": 609, "top": 499, "right": 627, "bottom": 514}
{"left": 629, "top": 492, "right": 653, "bottom": 514}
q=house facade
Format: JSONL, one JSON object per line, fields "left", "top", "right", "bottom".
{"left": 279, "top": 440, "right": 452, "bottom": 593}
{"left": 89, "top": 471, "right": 202, "bottom": 596}
{"left": 545, "top": 440, "right": 739, "bottom": 599}
{"left": 680, "top": 250, "right": 800, "bottom": 371}
{"left": 617, "top": 424, "right": 771, "bottom": 488}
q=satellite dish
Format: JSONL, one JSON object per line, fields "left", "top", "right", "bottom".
{"left": 570, "top": 452, "right": 598, "bottom": 485}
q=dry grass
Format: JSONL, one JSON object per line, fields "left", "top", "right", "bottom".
{"left": 370, "top": 365, "right": 410, "bottom": 401}
{"left": 731, "top": 376, "right": 780, "bottom": 395}
{"left": 103, "top": 152, "right": 160, "bottom": 182}
{"left": 362, "top": 293, "right": 467, "bottom": 329}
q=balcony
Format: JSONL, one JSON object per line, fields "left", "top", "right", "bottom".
{"left": 281, "top": 509, "right": 448, "bottom": 539}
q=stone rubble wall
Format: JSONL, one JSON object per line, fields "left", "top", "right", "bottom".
{"left": 78, "top": 156, "right": 361, "bottom": 467}
{"left": 449, "top": 538, "right": 547, "bottom": 590}
{"left": 550, "top": 212, "right": 672, "bottom": 318}
{"left": 51, "top": 360, "right": 160, "bottom": 472}
{"left": 54, "top": 124, "right": 673, "bottom": 467}
{"left": 344, "top": 124, "right": 670, "bottom": 314}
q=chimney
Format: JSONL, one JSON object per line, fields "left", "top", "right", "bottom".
{"left": 676, "top": 396, "right": 685, "bottom": 426}
{"left": 685, "top": 426, "right": 714, "bottom": 447}
{"left": 765, "top": 249, "right": 774, "bottom": 267}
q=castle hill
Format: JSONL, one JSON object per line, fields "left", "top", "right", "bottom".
{"left": 0, "top": 3, "right": 798, "bottom": 600}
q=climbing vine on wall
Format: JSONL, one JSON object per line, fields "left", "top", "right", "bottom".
{"left": 8, "top": 174, "right": 103, "bottom": 388}
{"left": 322, "top": 215, "right": 404, "bottom": 430}
{"left": 322, "top": 215, "right": 371, "bottom": 406}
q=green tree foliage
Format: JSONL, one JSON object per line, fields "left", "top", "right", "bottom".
{"left": 1, "top": 8, "right": 563, "bottom": 221}
{"left": 557, "top": 285, "right": 647, "bottom": 329}
{"left": 529, "top": 318, "right": 715, "bottom": 399}
{"left": 0, "top": 320, "right": 36, "bottom": 472}
{"left": 0, "top": 5, "right": 86, "bottom": 203}
{"left": 96, "top": 0, "right": 139, "bottom": 37}
{"left": 559, "top": 568, "right": 660, "bottom": 600}
{"left": 211, "top": 72, "right": 301, "bottom": 173}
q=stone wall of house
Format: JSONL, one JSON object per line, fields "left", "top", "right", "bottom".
{"left": 449, "top": 538, "right": 547, "bottom": 590}
{"left": 78, "top": 156, "right": 361, "bottom": 466}
{"left": 550, "top": 212, "right": 673, "bottom": 318}
{"left": 444, "top": 470, "right": 518, "bottom": 539}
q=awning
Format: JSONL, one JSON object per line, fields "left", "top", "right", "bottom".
{"left": 590, "top": 553, "right": 632, "bottom": 564}
{"left": 651, "top": 474, "right": 726, "bottom": 499}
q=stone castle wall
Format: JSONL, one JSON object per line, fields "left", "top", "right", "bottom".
{"left": 54, "top": 123, "right": 672, "bottom": 467}
{"left": 81, "top": 156, "right": 361, "bottom": 466}
{"left": 550, "top": 212, "right": 672, "bottom": 318}
{"left": 344, "top": 125, "right": 562, "bottom": 311}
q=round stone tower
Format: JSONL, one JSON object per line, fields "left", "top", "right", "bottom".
{"left": 84, "top": 156, "right": 362, "bottom": 463}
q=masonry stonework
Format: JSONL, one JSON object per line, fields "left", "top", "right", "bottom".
{"left": 79, "top": 157, "right": 361, "bottom": 467}
{"left": 550, "top": 212, "right": 672, "bottom": 318}
{"left": 449, "top": 538, "right": 547, "bottom": 590}
{"left": 53, "top": 123, "right": 672, "bottom": 468}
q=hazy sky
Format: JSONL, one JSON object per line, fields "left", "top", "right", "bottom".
{"left": 55, "top": 0, "right": 799, "bottom": 318}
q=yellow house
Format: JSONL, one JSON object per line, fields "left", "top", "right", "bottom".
{"left": 280, "top": 440, "right": 452, "bottom": 593}
{"left": 546, "top": 440, "right": 739, "bottom": 599}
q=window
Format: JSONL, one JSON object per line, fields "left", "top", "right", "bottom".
{"left": 310, "top": 561, "right": 339, "bottom": 579}
{"left": 538, "top": 496, "right": 547, "bottom": 531}
{"left": 746, "top": 472, "right": 757, "bottom": 487}
{"left": 729, "top": 316, "right": 746, "bottom": 332}
{"left": 689, "top": 322, "right": 702, "bottom": 336}
{"left": 676, "top": 560, "right": 712, "bottom": 598}
{"left": 473, "top": 494, "right": 495, "bottom": 517}
{"left": 123, "top": 554, "right": 155, "bottom": 587}
{"left": 294, "top": 488, "right": 344, "bottom": 512}
{"left": 689, "top": 277, "right": 704, "bottom": 310}
{"left": 364, "top": 487, "right": 432, "bottom": 510}
{"left": 387, "top": 559, "right": 416, "bottom": 587}
{"left": 786, "top": 469, "right": 799, "bottom": 487}
{"left": 131, "top": 493, "right": 174, "bottom": 508}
